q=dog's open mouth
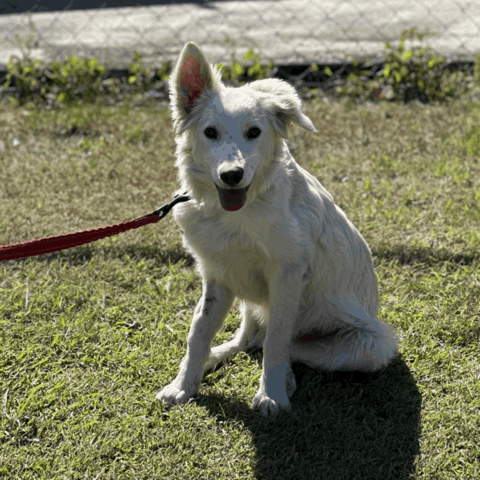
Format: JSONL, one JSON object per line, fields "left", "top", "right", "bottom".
{"left": 215, "top": 184, "right": 249, "bottom": 212}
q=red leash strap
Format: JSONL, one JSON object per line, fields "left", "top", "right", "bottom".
{"left": 0, "top": 192, "right": 190, "bottom": 262}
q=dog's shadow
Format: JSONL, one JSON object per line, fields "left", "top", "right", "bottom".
{"left": 198, "top": 356, "right": 421, "bottom": 480}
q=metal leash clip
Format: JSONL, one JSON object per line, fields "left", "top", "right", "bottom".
{"left": 154, "top": 191, "right": 191, "bottom": 220}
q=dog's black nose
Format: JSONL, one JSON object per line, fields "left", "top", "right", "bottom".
{"left": 220, "top": 168, "right": 244, "bottom": 187}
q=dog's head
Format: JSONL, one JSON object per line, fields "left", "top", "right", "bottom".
{"left": 170, "top": 42, "right": 316, "bottom": 212}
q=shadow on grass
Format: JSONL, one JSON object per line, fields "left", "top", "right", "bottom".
{"left": 373, "top": 243, "right": 479, "bottom": 266}
{"left": 198, "top": 358, "right": 421, "bottom": 480}
{"left": 11, "top": 242, "right": 478, "bottom": 270}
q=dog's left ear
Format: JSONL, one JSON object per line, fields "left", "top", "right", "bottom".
{"left": 170, "top": 42, "right": 221, "bottom": 133}
{"left": 248, "top": 79, "right": 316, "bottom": 136}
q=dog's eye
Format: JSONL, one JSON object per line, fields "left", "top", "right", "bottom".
{"left": 204, "top": 127, "right": 218, "bottom": 140}
{"left": 246, "top": 127, "right": 261, "bottom": 140}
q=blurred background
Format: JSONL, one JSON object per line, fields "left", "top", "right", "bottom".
{"left": 1, "top": 0, "right": 479, "bottom": 69}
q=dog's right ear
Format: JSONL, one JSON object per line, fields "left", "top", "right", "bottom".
{"left": 170, "top": 42, "right": 221, "bottom": 133}
{"left": 248, "top": 79, "right": 316, "bottom": 136}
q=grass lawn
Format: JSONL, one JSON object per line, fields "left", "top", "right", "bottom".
{"left": 1, "top": 98, "right": 479, "bottom": 479}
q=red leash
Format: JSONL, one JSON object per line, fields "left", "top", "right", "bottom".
{"left": 0, "top": 192, "right": 190, "bottom": 262}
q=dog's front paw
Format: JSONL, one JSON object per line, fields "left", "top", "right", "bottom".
{"left": 156, "top": 381, "right": 197, "bottom": 405}
{"left": 252, "top": 390, "right": 291, "bottom": 417}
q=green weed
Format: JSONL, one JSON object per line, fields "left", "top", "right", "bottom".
{"left": 128, "top": 51, "right": 170, "bottom": 92}
{"left": 5, "top": 28, "right": 480, "bottom": 108}
{"left": 337, "top": 28, "right": 478, "bottom": 102}
{"left": 3, "top": 49, "right": 171, "bottom": 107}
{"left": 217, "top": 44, "right": 273, "bottom": 85}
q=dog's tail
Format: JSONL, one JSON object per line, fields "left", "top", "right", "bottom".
{"left": 292, "top": 297, "right": 397, "bottom": 372}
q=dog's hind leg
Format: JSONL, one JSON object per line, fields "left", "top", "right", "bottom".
{"left": 203, "top": 302, "right": 266, "bottom": 372}
{"left": 291, "top": 295, "right": 397, "bottom": 372}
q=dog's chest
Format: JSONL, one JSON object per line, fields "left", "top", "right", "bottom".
{"left": 212, "top": 244, "right": 270, "bottom": 304}
{"left": 182, "top": 215, "right": 273, "bottom": 304}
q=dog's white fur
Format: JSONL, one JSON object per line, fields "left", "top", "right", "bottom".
{"left": 157, "top": 42, "right": 397, "bottom": 416}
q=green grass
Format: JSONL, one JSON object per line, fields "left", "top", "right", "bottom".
{"left": 1, "top": 98, "right": 479, "bottom": 479}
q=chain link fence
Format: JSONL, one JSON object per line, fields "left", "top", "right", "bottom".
{"left": 1, "top": 0, "right": 479, "bottom": 71}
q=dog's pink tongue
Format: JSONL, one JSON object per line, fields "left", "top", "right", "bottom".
{"left": 220, "top": 188, "right": 246, "bottom": 212}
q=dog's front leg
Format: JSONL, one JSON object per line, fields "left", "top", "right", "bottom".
{"left": 252, "top": 265, "right": 306, "bottom": 416}
{"left": 157, "top": 282, "right": 234, "bottom": 405}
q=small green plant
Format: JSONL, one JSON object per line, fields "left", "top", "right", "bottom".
{"left": 217, "top": 41, "right": 273, "bottom": 85}
{"left": 242, "top": 48, "right": 274, "bottom": 80}
{"left": 4, "top": 56, "right": 45, "bottom": 106}
{"left": 128, "top": 52, "right": 152, "bottom": 86}
{"left": 4, "top": 55, "right": 107, "bottom": 106}
{"left": 336, "top": 28, "right": 466, "bottom": 102}
{"left": 50, "top": 56, "right": 106, "bottom": 104}
{"left": 4, "top": 47, "right": 172, "bottom": 106}
{"left": 380, "top": 27, "right": 452, "bottom": 102}
{"left": 474, "top": 53, "right": 480, "bottom": 85}
{"left": 335, "top": 59, "right": 378, "bottom": 100}
{"left": 10, "top": 16, "right": 41, "bottom": 61}
{"left": 216, "top": 50, "right": 245, "bottom": 84}
{"left": 128, "top": 51, "right": 170, "bottom": 91}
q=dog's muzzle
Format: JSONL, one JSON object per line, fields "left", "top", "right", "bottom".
{"left": 215, "top": 184, "right": 249, "bottom": 212}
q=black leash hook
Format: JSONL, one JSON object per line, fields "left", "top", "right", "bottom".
{"left": 154, "top": 191, "right": 191, "bottom": 220}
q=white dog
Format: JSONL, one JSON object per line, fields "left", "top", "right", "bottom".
{"left": 157, "top": 42, "right": 397, "bottom": 416}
